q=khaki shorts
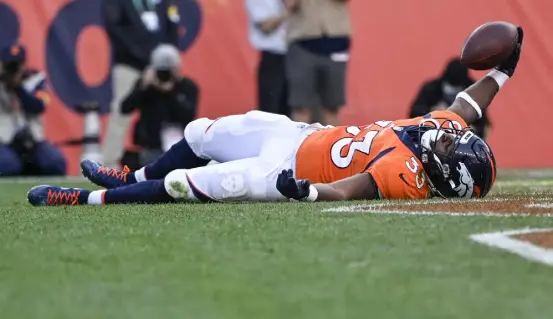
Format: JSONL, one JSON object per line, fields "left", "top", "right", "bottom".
{"left": 286, "top": 42, "right": 347, "bottom": 110}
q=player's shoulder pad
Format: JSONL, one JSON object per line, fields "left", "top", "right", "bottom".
{"left": 426, "top": 110, "right": 468, "bottom": 128}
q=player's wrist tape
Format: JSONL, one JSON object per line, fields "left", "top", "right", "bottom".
{"left": 487, "top": 69, "right": 509, "bottom": 88}
{"left": 304, "top": 185, "right": 318, "bottom": 202}
{"left": 456, "top": 92, "right": 482, "bottom": 119}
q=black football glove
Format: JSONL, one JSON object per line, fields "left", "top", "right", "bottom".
{"left": 276, "top": 169, "right": 311, "bottom": 200}
{"left": 495, "top": 26, "right": 524, "bottom": 77}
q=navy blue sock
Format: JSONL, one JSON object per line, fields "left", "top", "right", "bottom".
{"left": 126, "top": 173, "right": 137, "bottom": 184}
{"left": 103, "top": 179, "right": 175, "bottom": 204}
{"left": 78, "top": 190, "right": 90, "bottom": 204}
{"left": 144, "top": 138, "right": 209, "bottom": 180}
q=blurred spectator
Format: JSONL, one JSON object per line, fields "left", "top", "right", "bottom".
{"left": 0, "top": 43, "right": 66, "bottom": 176}
{"left": 245, "top": 0, "right": 290, "bottom": 117}
{"left": 102, "top": 0, "right": 181, "bottom": 167}
{"left": 409, "top": 58, "right": 491, "bottom": 139}
{"left": 119, "top": 44, "right": 198, "bottom": 168}
{"left": 285, "top": 0, "right": 351, "bottom": 126}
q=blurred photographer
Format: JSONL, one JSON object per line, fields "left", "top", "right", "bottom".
{"left": 409, "top": 58, "right": 491, "bottom": 139}
{"left": 102, "top": 0, "right": 181, "bottom": 168}
{"left": 0, "top": 44, "right": 66, "bottom": 176}
{"left": 120, "top": 44, "right": 198, "bottom": 167}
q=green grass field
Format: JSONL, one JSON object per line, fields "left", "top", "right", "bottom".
{"left": 0, "top": 172, "right": 552, "bottom": 319}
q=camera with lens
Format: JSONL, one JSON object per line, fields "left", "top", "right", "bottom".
{"left": 3, "top": 60, "right": 21, "bottom": 76}
{"left": 9, "top": 126, "right": 37, "bottom": 162}
{"left": 155, "top": 69, "right": 173, "bottom": 83}
{"left": 150, "top": 44, "right": 180, "bottom": 86}
{"left": 1, "top": 43, "right": 26, "bottom": 86}
{"left": 0, "top": 60, "right": 23, "bottom": 86}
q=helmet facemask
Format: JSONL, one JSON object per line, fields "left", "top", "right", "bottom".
{"left": 417, "top": 119, "right": 495, "bottom": 199}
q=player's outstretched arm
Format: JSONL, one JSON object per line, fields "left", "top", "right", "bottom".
{"left": 312, "top": 173, "right": 378, "bottom": 201}
{"left": 448, "top": 77, "right": 499, "bottom": 126}
{"left": 448, "top": 27, "right": 523, "bottom": 125}
{"left": 276, "top": 170, "right": 378, "bottom": 202}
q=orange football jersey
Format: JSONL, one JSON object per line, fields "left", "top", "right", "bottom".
{"left": 295, "top": 111, "right": 468, "bottom": 199}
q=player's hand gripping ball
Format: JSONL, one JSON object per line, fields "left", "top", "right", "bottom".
{"left": 460, "top": 21, "right": 520, "bottom": 70}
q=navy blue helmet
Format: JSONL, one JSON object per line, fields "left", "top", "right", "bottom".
{"left": 417, "top": 119, "right": 496, "bottom": 198}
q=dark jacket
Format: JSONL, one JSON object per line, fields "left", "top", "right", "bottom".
{"left": 121, "top": 76, "right": 199, "bottom": 149}
{"left": 0, "top": 69, "right": 49, "bottom": 143}
{"left": 409, "top": 59, "right": 491, "bottom": 138}
{"left": 102, "top": 0, "right": 179, "bottom": 70}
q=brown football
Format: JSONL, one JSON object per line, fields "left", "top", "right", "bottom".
{"left": 460, "top": 21, "right": 518, "bottom": 70}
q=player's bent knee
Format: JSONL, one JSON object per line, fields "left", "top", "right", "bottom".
{"left": 164, "top": 169, "right": 192, "bottom": 200}
{"left": 184, "top": 118, "right": 213, "bottom": 145}
{"left": 183, "top": 117, "right": 214, "bottom": 159}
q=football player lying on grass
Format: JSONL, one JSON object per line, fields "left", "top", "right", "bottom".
{"left": 28, "top": 28, "right": 523, "bottom": 206}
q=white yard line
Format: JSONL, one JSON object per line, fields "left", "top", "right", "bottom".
{"left": 323, "top": 197, "right": 553, "bottom": 217}
{"left": 323, "top": 206, "right": 553, "bottom": 217}
{"left": 526, "top": 203, "right": 553, "bottom": 209}
{"left": 469, "top": 228, "right": 553, "bottom": 267}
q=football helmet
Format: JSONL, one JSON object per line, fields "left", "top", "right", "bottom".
{"left": 417, "top": 119, "right": 496, "bottom": 198}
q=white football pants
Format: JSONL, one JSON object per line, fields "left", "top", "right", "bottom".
{"left": 164, "top": 111, "right": 321, "bottom": 202}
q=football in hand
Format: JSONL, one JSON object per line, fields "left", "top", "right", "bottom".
{"left": 460, "top": 21, "right": 519, "bottom": 70}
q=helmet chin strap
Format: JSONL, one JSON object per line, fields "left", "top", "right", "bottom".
{"left": 427, "top": 178, "right": 444, "bottom": 198}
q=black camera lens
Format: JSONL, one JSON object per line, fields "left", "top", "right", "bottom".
{"left": 4, "top": 61, "right": 21, "bottom": 75}
{"left": 156, "top": 70, "right": 172, "bottom": 83}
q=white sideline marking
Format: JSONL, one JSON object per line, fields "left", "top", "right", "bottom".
{"left": 470, "top": 228, "right": 553, "bottom": 267}
{"left": 323, "top": 197, "right": 553, "bottom": 217}
{"left": 526, "top": 203, "right": 553, "bottom": 209}
{"left": 324, "top": 207, "right": 553, "bottom": 217}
